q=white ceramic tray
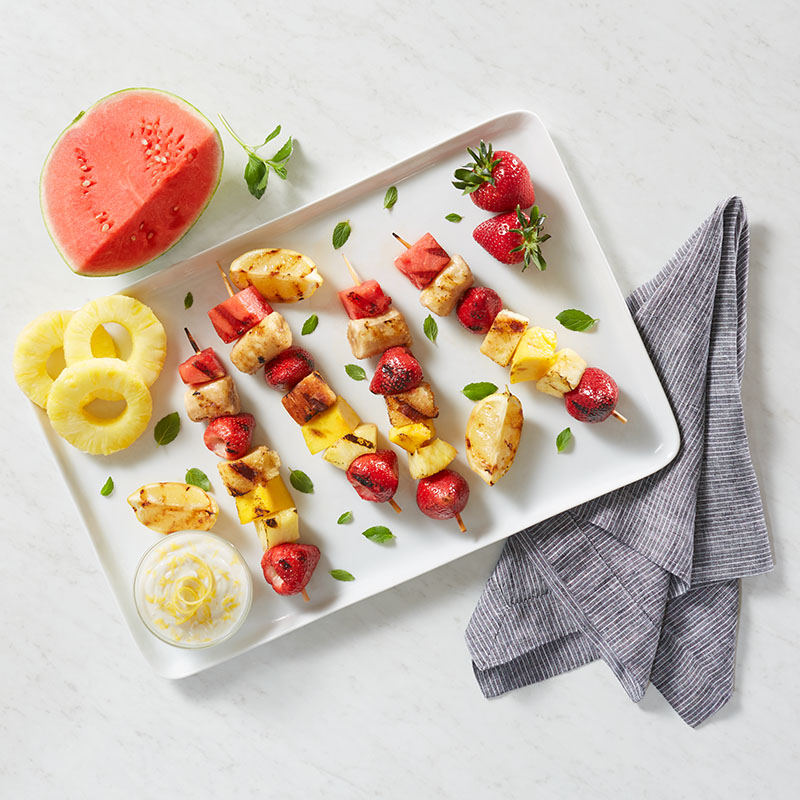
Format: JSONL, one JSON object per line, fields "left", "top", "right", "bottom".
{"left": 37, "top": 110, "right": 679, "bottom": 678}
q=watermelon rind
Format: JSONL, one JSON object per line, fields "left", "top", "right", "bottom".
{"left": 39, "top": 87, "right": 224, "bottom": 277}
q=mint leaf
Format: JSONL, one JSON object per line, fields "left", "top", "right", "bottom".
{"left": 556, "top": 427, "right": 572, "bottom": 453}
{"left": 337, "top": 511, "right": 353, "bottom": 525}
{"left": 100, "top": 477, "right": 114, "bottom": 496}
{"left": 185, "top": 468, "right": 211, "bottom": 491}
{"left": 445, "top": 213, "right": 463, "bottom": 222}
{"left": 384, "top": 186, "right": 398, "bottom": 209}
{"left": 345, "top": 364, "right": 366, "bottom": 381}
{"left": 244, "top": 153, "right": 269, "bottom": 199}
{"left": 556, "top": 309, "right": 598, "bottom": 332}
{"left": 330, "top": 569, "right": 355, "bottom": 582}
{"left": 423, "top": 314, "right": 438, "bottom": 343}
{"left": 332, "top": 220, "right": 351, "bottom": 249}
{"left": 462, "top": 382, "right": 497, "bottom": 401}
{"left": 154, "top": 412, "right": 180, "bottom": 446}
{"left": 301, "top": 314, "right": 318, "bottom": 335}
{"left": 289, "top": 469, "right": 314, "bottom": 493}
{"left": 362, "top": 525, "right": 395, "bottom": 543}
{"left": 184, "top": 291, "right": 193, "bottom": 309}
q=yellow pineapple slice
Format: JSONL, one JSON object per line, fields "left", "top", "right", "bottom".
{"left": 408, "top": 438, "right": 457, "bottom": 480}
{"left": 301, "top": 398, "right": 360, "bottom": 455}
{"left": 64, "top": 295, "right": 166, "bottom": 387}
{"left": 46, "top": 358, "right": 152, "bottom": 455}
{"left": 388, "top": 420, "right": 436, "bottom": 453}
{"left": 14, "top": 310, "right": 116, "bottom": 408}
{"left": 509, "top": 327, "right": 557, "bottom": 384}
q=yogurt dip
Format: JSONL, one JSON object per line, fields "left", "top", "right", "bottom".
{"left": 134, "top": 531, "right": 252, "bottom": 648}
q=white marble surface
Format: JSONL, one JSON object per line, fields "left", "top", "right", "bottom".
{"left": 1, "top": 0, "right": 796, "bottom": 796}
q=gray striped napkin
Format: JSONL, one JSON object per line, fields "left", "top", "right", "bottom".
{"left": 465, "top": 197, "right": 772, "bottom": 726}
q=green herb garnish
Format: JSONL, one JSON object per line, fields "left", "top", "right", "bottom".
{"left": 556, "top": 427, "right": 573, "bottom": 453}
{"left": 362, "top": 525, "right": 395, "bottom": 543}
{"left": 185, "top": 468, "right": 211, "bottom": 491}
{"left": 423, "top": 314, "right": 438, "bottom": 343}
{"left": 330, "top": 569, "right": 355, "bottom": 582}
{"left": 332, "top": 220, "right": 351, "bottom": 249}
{"left": 154, "top": 412, "right": 180, "bottom": 446}
{"left": 337, "top": 511, "right": 353, "bottom": 525}
{"left": 301, "top": 314, "right": 319, "bottom": 335}
{"left": 290, "top": 469, "right": 314, "bottom": 493}
{"left": 445, "top": 213, "right": 463, "bottom": 223}
{"left": 556, "top": 309, "right": 599, "bottom": 332}
{"left": 462, "top": 382, "right": 498, "bottom": 401}
{"left": 184, "top": 291, "right": 193, "bottom": 309}
{"left": 345, "top": 364, "right": 367, "bottom": 381}
{"left": 384, "top": 186, "right": 398, "bottom": 209}
{"left": 100, "top": 477, "right": 114, "bottom": 496}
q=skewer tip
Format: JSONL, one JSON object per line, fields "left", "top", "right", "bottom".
{"left": 611, "top": 410, "right": 628, "bottom": 424}
{"left": 301, "top": 588, "right": 310, "bottom": 602}
{"left": 389, "top": 498, "right": 402, "bottom": 514}
{"left": 341, "top": 253, "right": 361, "bottom": 285}
{"left": 183, "top": 327, "right": 201, "bottom": 353}
{"left": 215, "top": 260, "right": 235, "bottom": 297}
{"left": 455, "top": 513, "right": 467, "bottom": 533}
{"left": 392, "top": 232, "right": 412, "bottom": 249}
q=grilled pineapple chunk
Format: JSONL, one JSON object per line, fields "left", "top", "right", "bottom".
{"left": 536, "top": 349, "right": 587, "bottom": 398}
{"left": 480, "top": 310, "right": 529, "bottom": 367}
{"left": 254, "top": 507, "right": 300, "bottom": 551}
{"left": 127, "top": 482, "right": 219, "bottom": 533}
{"left": 230, "top": 248, "right": 324, "bottom": 303}
{"left": 419, "top": 255, "right": 474, "bottom": 316}
{"left": 235, "top": 476, "right": 294, "bottom": 524}
{"left": 323, "top": 423, "right": 378, "bottom": 469}
{"left": 465, "top": 388, "right": 523, "bottom": 485}
{"left": 301, "top": 397, "right": 360, "bottom": 454}
{"left": 388, "top": 421, "right": 436, "bottom": 452}
{"left": 346, "top": 309, "right": 412, "bottom": 359}
{"left": 509, "top": 327, "right": 557, "bottom": 383}
{"left": 217, "top": 446, "right": 281, "bottom": 496}
{"left": 408, "top": 438, "right": 457, "bottom": 480}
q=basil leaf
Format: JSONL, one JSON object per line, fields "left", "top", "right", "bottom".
{"left": 337, "top": 511, "right": 353, "bottom": 524}
{"left": 423, "top": 314, "right": 438, "bottom": 343}
{"left": 269, "top": 137, "right": 294, "bottom": 165}
{"left": 362, "top": 525, "right": 395, "bottom": 543}
{"left": 462, "top": 382, "right": 498, "bottom": 401}
{"left": 185, "top": 468, "right": 211, "bottom": 491}
{"left": 556, "top": 309, "right": 598, "bottom": 332}
{"left": 345, "top": 364, "right": 366, "bottom": 381}
{"left": 383, "top": 186, "right": 398, "bottom": 209}
{"left": 244, "top": 153, "right": 269, "bottom": 200}
{"left": 332, "top": 220, "right": 351, "bottom": 249}
{"left": 257, "top": 124, "right": 282, "bottom": 147}
{"left": 290, "top": 469, "right": 314, "bottom": 493}
{"left": 100, "top": 477, "right": 114, "bottom": 497}
{"left": 556, "top": 427, "right": 572, "bottom": 453}
{"left": 330, "top": 569, "right": 355, "bottom": 582}
{"left": 445, "top": 213, "right": 463, "bottom": 222}
{"left": 154, "top": 412, "right": 180, "bottom": 446}
{"left": 184, "top": 291, "right": 193, "bottom": 309}
{"left": 301, "top": 314, "right": 319, "bottom": 335}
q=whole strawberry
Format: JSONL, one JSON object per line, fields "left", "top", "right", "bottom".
{"left": 452, "top": 141, "right": 535, "bottom": 212}
{"left": 261, "top": 542, "right": 321, "bottom": 596}
{"left": 456, "top": 287, "right": 503, "bottom": 334}
{"left": 369, "top": 346, "right": 423, "bottom": 395}
{"left": 473, "top": 205, "right": 550, "bottom": 272}
{"left": 416, "top": 469, "right": 469, "bottom": 520}
{"left": 346, "top": 450, "right": 399, "bottom": 503}
{"left": 264, "top": 346, "right": 314, "bottom": 391}
{"left": 203, "top": 413, "right": 255, "bottom": 459}
{"left": 564, "top": 367, "right": 619, "bottom": 423}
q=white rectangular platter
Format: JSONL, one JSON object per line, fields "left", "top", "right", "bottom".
{"left": 37, "top": 110, "right": 679, "bottom": 678}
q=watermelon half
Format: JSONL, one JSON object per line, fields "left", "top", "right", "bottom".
{"left": 40, "top": 88, "right": 223, "bottom": 276}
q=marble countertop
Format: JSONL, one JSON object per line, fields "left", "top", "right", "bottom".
{"left": 1, "top": 0, "right": 796, "bottom": 796}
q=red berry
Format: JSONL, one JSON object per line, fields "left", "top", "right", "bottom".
{"left": 178, "top": 347, "right": 227, "bottom": 385}
{"left": 261, "top": 543, "right": 321, "bottom": 596}
{"left": 369, "top": 347, "right": 423, "bottom": 395}
{"left": 564, "top": 367, "right": 619, "bottom": 423}
{"left": 203, "top": 413, "right": 255, "bottom": 459}
{"left": 453, "top": 142, "right": 535, "bottom": 212}
{"left": 416, "top": 469, "right": 469, "bottom": 520}
{"left": 346, "top": 450, "right": 399, "bottom": 503}
{"left": 456, "top": 287, "right": 502, "bottom": 334}
{"left": 264, "top": 346, "right": 315, "bottom": 392}
{"left": 473, "top": 206, "right": 549, "bottom": 272}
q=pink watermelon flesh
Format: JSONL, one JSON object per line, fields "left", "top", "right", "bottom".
{"left": 41, "top": 89, "right": 223, "bottom": 276}
{"left": 394, "top": 232, "right": 450, "bottom": 289}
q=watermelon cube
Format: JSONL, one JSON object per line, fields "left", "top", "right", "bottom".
{"left": 178, "top": 347, "right": 227, "bottom": 385}
{"left": 338, "top": 280, "right": 393, "bottom": 319}
{"left": 208, "top": 286, "right": 273, "bottom": 343}
{"left": 394, "top": 233, "right": 450, "bottom": 289}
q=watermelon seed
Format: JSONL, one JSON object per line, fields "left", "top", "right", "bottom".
{"left": 147, "top": 232, "right": 154, "bottom": 239}
{"left": 140, "top": 139, "right": 148, "bottom": 146}
{"left": 139, "top": 222, "right": 144, "bottom": 230}
{"left": 172, "top": 206, "right": 179, "bottom": 212}
{"left": 101, "top": 223, "right": 109, "bottom": 232}
{"left": 154, "top": 144, "right": 161, "bottom": 151}
{"left": 130, "top": 235, "right": 136, "bottom": 242}
{"left": 82, "top": 180, "right": 91, "bottom": 187}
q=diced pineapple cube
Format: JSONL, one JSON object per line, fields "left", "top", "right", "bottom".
{"left": 535, "top": 348, "right": 587, "bottom": 398}
{"left": 301, "top": 397, "right": 360, "bottom": 454}
{"left": 235, "top": 475, "right": 294, "bottom": 524}
{"left": 480, "top": 310, "right": 530, "bottom": 367}
{"left": 388, "top": 420, "right": 436, "bottom": 453}
{"left": 253, "top": 507, "right": 300, "bottom": 551}
{"left": 408, "top": 438, "right": 457, "bottom": 480}
{"left": 322, "top": 423, "right": 378, "bottom": 469}
{"left": 509, "top": 327, "right": 557, "bottom": 384}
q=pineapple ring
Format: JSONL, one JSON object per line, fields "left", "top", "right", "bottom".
{"left": 13, "top": 310, "right": 117, "bottom": 409}
{"left": 64, "top": 295, "right": 166, "bottom": 387}
{"left": 47, "top": 359, "right": 152, "bottom": 455}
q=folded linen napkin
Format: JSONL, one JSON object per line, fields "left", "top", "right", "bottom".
{"left": 465, "top": 197, "right": 772, "bottom": 727}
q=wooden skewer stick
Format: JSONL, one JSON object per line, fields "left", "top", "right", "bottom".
{"left": 301, "top": 589, "right": 310, "bottom": 602}
{"left": 612, "top": 410, "right": 628, "bottom": 424}
{"left": 392, "top": 232, "right": 412, "bottom": 249}
{"left": 341, "top": 253, "right": 361, "bottom": 285}
{"left": 184, "top": 328, "right": 201, "bottom": 354}
{"left": 215, "top": 261, "right": 235, "bottom": 297}
{"left": 389, "top": 498, "right": 402, "bottom": 514}
{"left": 455, "top": 513, "right": 467, "bottom": 533}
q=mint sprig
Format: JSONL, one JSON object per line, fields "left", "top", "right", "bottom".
{"left": 556, "top": 309, "right": 598, "bottom": 332}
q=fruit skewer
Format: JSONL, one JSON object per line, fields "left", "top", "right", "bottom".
{"left": 211, "top": 264, "right": 402, "bottom": 514}
{"left": 340, "top": 254, "right": 469, "bottom": 533}
{"left": 180, "top": 327, "right": 316, "bottom": 601}
{"left": 391, "top": 233, "right": 627, "bottom": 425}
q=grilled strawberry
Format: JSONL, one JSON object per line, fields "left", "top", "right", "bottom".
{"left": 456, "top": 287, "right": 503, "bottom": 334}
{"left": 264, "top": 346, "right": 315, "bottom": 391}
{"left": 564, "top": 367, "right": 619, "bottom": 423}
{"left": 203, "top": 413, "right": 255, "bottom": 459}
{"left": 369, "top": 347, "right": 423, "bottom": 395}
{"left": 261, "top": 542, "right": 321, "bottom": 596}
{"left": 178, "top": 347, "right": 227, "bottom": 385}
{"left": 208, "top": 286, "right": 273, "bottom": 343}
{"left": 338, "top": 280, "right": 393, "bottom": 320}
{"left": 394, "top": 233, "right": 450, "bottom": 289}
{"left": 452, "top": 141, "right": 535, "bottom": 212}
{"left": 346, "top": 450, "right": 399, "bottom": 503}
{"left": 416, "top": 469, "right": 469, "bottom": 520}
{"left": 473, "top": 206, "right": 550, "bottom": 272}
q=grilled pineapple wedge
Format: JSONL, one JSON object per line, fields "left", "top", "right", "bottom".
{"left": 127, "top": 482, "right": 219, "bottom": 533}
{"left": 323, "top": 423, "right": 378, "bottom": 469}
{"left": 465, "top": 388, "right": 523, "bottom": 486}
{"left": 254, "top": 507, "right": 300, "bottom": 551}
{"left": 230, "top": 248, "right": 324, "bottom": 303}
